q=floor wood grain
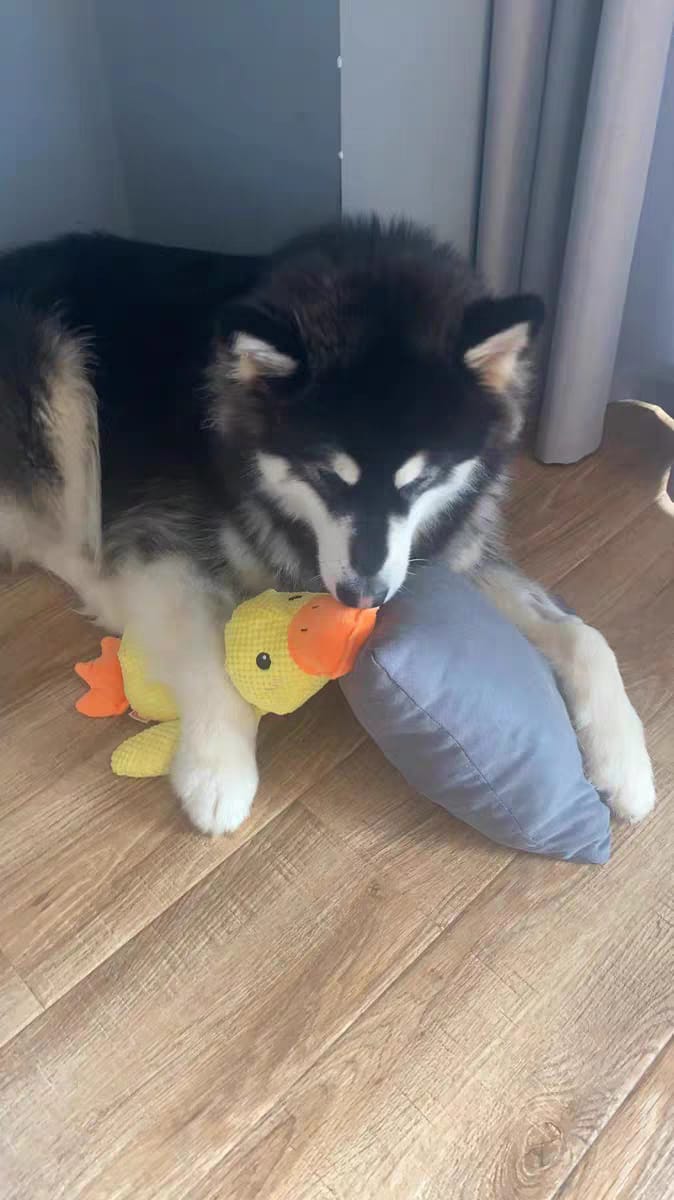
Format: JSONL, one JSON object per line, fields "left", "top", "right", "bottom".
{"left": 556, "top": 1037, "right": 674, "bottom": 1200}
{"left": 0, "top": 950, "right": 41, "bottom": 1048}
{"left": 0, "top": 401, "right": 672, "bottom": 1199}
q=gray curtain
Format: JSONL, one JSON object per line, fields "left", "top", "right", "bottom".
{"left": 612, "top": 32, "right": 674, "bottom": 420}
{"left": 476, "top": 0, "right": 674, "bottom": 463}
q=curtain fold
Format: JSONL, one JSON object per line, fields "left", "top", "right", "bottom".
{"left": 474, "top": 0, "right": 554, "bottom": 294}
{"left": 476, "top": 0, "right": 674, "bottom": 463}
{"left": 611, "top": 33, "right": 674, "bottom": 419}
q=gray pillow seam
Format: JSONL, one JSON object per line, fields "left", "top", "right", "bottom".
{"left": 368, "top": 649, "right": 542, "bottom": 852}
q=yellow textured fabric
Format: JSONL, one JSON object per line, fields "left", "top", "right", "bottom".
{"left": 110, "top": 590, "right": 331, "bottom": 777}
{"left": 111, "top": 720, "right": 181, "bottom": 777}
{"left": 225, "top": 590, "right": 328, "bottom": 715}
{"left": 118, "top": 635, "right": 179, "bottom": 722}
{"left": 80, "top": 588, "right": 378, "bottom": 778}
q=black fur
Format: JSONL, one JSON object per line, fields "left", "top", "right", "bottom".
{"left": 0, "top": 218, "right": 542, "bottom": 598}
{"left": 0, "top": 301, "right": 66, "bottom": 494}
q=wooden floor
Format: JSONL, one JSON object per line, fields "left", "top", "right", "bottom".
{"left": 1, "top": 402, "right": 673, "bottom": 1200}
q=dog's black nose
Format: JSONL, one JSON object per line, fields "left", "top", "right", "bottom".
{"left": 336, "top": 582, "right": 387, "bottom": 609}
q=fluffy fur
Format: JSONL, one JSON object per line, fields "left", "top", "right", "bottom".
{"left": 0, "top": 218, "right": 654, "bottom": 833}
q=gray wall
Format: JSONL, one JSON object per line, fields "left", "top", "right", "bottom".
{"left": 0, "top": 0, "right": 339, "bottom": 255}
{"left": 0, "top": 0, "right": 128, "bottom": 249}
{"left": 339, "top": 0, "right": 491, "bottom": 257}
{"left": 2, "top": 1, "right": 490, "bottom": 260}
{"left": 95, "top": 0, "right": 340, "bottom": 254}
{"left": 613, "top": 32, "right": 674, "bottom": 414}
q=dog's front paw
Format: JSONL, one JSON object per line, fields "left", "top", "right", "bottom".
{"left": 582, "top": 701, "right": 655, "bottom": 824}
{"left": 171, "top": 738, "right": 259, "bottom": 835}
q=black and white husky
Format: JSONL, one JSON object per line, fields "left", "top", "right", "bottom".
{"left": 0, "top": 218, "right": 654, "bottom": 833}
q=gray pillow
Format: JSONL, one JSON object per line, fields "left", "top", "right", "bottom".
{"left": 340, "top": 565, "right": 610, "bottom": 864}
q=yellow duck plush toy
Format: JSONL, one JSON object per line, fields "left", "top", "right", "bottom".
{"left": 74, "top": 590, "right": 378, "bottom": 778}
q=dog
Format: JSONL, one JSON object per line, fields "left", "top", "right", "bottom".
{"left": 0, "top": 217, "right": 654, "bottom": 834}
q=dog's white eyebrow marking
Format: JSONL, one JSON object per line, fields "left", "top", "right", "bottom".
{"left": 330, "top": 452, "right": 361, "bottom": 485}
{"left": 230, "top": 333, "right": 296, "bottom": 383}
{"left": 394, "top": 453, "right": 427, "bottom": 490}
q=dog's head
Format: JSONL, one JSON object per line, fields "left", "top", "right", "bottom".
{"left": 210, "top": 220, "right": 543, "bottom": 606}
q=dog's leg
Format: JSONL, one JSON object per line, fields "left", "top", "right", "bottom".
{"left": 112, "top": 556, "right": 259, "bottom": 835}
{"left": 471, "top": 560, "right": 655, "bottom": 822}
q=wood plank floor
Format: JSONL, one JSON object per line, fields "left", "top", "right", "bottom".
{"left": 0, "top": 401, "right": 672, "bottom": 1200}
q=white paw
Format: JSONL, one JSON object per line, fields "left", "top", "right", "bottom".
{"left": 556, "top": 623, "right": 656, "bottom": 825}
{"left": 581, "top": 701, "right": 655, "bottom": 824}
{"left": 171, "top": 738, "right": 259, "bottom": 835}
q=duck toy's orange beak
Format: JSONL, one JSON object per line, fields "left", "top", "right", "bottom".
{"left": 287, "top": 595, "right": 378, "bottom": 678}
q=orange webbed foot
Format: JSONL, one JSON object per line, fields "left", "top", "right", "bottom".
{"left": 75, "top": 636, "right": 129, "bottom": 717}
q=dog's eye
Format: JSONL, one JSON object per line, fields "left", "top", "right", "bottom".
{"left": 399, "top": 470, "right": 436, "bottom": 497}
{"left": 394, "top": 455, "right": 433, "bottom": 493}
{"left": 399, "top": 478, "right": 424, "bottom": 496}
{"left": 256, "top": 652, "right": 272, "bottom": 671}
{"left": 315, "top": 468, "right": 353, "bottom": 491}
{"left": 311, "top": 453, "right": 360, "bottom": 487}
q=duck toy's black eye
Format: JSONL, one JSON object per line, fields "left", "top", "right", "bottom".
{"left": 256, "top": 652, "right": 272, "bottom": 671}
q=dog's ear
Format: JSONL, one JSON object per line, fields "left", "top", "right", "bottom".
{"left": 219, "top": 303, "right": 304, "bottom": 386}
{"left": 209, "top": 303, "right": 305, "bottom": 436}
{"left": 459, "top": 294, "right": 544, "bottom": 393}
